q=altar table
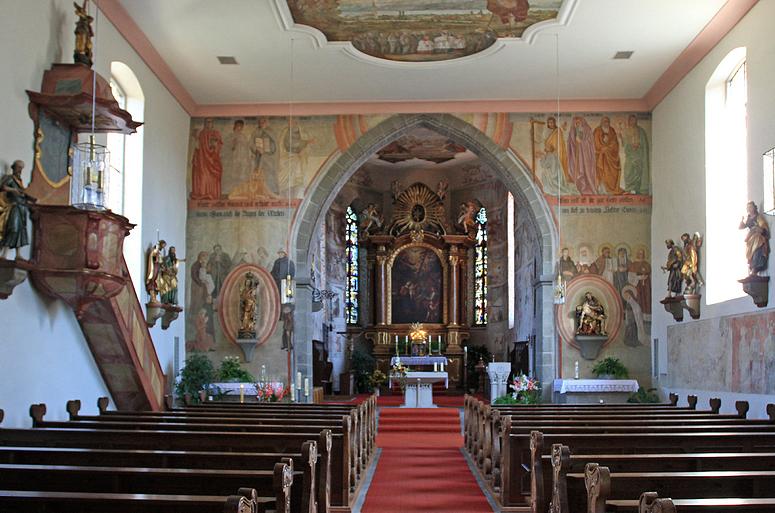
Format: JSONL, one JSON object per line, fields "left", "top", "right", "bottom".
{"left": 552, "top": 378, "right": 640, "bottom": 404}
{"left": 390, "top": 356, "right": 448, "bottom": 367}
{"left": 393, "top": 371, "right": 448, "bottom": 408}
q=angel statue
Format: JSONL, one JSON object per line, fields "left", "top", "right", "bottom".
{"left": 238, "top": 272, "right": 259, "bottom": 339}
{"left": 456, "top": 201, "right": 478, "bottom": 236}
{"left": 680, "top": 232, "right": 704, "bottom": 295}
{"left": 146, "top": 240, "right": 167, "bottom": 304}
{"left": 73, "top": 1, "right": 94, "bottom": 67}
{"left": 390, "top": 180, "right": 403, "bottom": 204}
{"left": 739, "top": 201, "right": 770, "bottom": 276}
{"left": 575, "top": 292, "right": 607, "bottom": 336}
{"left": 359, "top": 203, "right": 383, "bottom": 235}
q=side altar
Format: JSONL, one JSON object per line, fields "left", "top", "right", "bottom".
{"left": 359, "top": 183, "right": 477, "bottom": 390}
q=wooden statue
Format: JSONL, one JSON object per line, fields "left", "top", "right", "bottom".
{"left": 0, "top": 160, "right": 37, "bottom": 260}
{"left": 145, "top": 240, "right": 167, "bottom": 303}
{"left": 73, "top": 1, "right": 94, "bottom": 67}
{"left": 359, "top": 203, "right": 383, "bottom": 235}
{"left": 661, "top": 239, "right": 683, "bottom": 297}
{"left": 680, "top": 232, "right": 703, "bottom": 295}
{"left": 238, "top": 272, "right": 259, "bottom": 339}
{"left": 739, "top": 201, "right": 770, "bottom": 276}
{"left": 575, "top": 292, "right": 607, "bottom": 335}
{"left": 160, "top": 246, "right": 180, "bottom": 305}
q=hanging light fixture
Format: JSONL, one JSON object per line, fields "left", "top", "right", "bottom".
{"left": 281, "top": 38, "right": 296, "bottom": 305}
{"left": 552, "top": 33, "right": 566, "bottom": 305}
{"left": 70, "top": 1, "right": 110, "bottom": 211}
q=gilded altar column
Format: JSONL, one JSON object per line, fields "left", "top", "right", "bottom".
{"left": 375, "top": 245, "right": 388, "bottom": 326}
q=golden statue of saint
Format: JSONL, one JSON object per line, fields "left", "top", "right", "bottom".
{"left": 73, "top": 1, "right": 94, "bottom": 66}
{"left": 238, "top": 272, "right": 259, "bottom": 339}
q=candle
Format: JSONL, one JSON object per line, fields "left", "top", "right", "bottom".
{"left": 395, "top": 335, "right": 399, "bottom": 355}
{"left": 296, "top": 371, "right": 302, "bottom": 390}
{"left": 574, "top": 361, "right": 579, "bottom": 380}
{"left": 438, "top": 335, "right": 442, "bottom": 355}
{"left": 434, "top": 362, "right": 438, "bottom": 372}
{"left": 304, "top": 378, "right": 310, "bottom": 397}
{"left": 239, "top": 383, "right": 244, "bottom": 403}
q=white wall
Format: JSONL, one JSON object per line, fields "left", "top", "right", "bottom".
{"left": 0, "top": 0, "right": 189, "bottom": 427}
{"left": 651, "top": 0, "right": 775, "bottom": 418}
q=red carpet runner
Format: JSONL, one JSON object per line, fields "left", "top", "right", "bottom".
{"left": 360, "top": 407, "right": 493, "bottom": 513}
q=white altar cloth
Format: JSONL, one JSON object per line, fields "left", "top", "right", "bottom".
{"left": 209, "top": 382, "right": 284, "bottom": 397}
{"left": 394, "top": 371, "right": 448, "bottom": 408}
{"left": 553, "top": 379, "right": 639, "bottom": 394}
{"left": 390, "top": 356, "right": 448, "bottom": 367}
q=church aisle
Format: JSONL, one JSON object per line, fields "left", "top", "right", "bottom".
{"left": 360, "top": 407, "right": 493, "bottom": 513}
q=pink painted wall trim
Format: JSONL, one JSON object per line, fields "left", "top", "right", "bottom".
{"left": 93, "top": 0, "right": 197, "bottom": 115}
{"left": 644, "top": 0, "right": 758, "bottom": 110}
{"left": 193, "top": 99, "right": 649, "bottom": 117}
{"left": 96, "top": 0, "right": 756, "bottom": 117}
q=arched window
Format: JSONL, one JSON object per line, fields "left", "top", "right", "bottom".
{"left": 706, "top": 48, "right": 747, "bottom": 304}
{"left": 345, "top": 206, "right": 359, "bottom": 325}
{"left": 474, "top": 206, "right": 488, "bottom": 326}
{"left": 107, "top": 62, "right": 144, "bottom": 297}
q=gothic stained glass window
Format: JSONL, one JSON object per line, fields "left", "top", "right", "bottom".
{"left": 474, "top": 207, "right": 488, "bottom": 326}
{"left": 345, "top": 206, "right": 359, "bottom": 325}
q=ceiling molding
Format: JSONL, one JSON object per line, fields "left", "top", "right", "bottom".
{"left": 270, "top": 0, "right": 579, "bottom": 70}
{"left": 97, "top": 0, "right": 756, "bottom": 118}
{"left": 193, "top": 98, "right": 650, "bottom": 118}
{"left": 644, "top": 0, "right": 758, "bottom": 110}
{"left": 93, "top": 0, "right": 197, "bottom": 115}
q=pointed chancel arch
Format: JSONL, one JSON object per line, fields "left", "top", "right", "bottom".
{"left": 291, "top": 113, "right": 559, "bottom": 392}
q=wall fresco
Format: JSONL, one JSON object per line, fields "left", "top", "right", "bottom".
{"left": 186, "top": 111, "right": 651, "bottom": 384}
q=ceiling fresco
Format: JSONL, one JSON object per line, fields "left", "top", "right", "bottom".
{"left": 286, "top": 0, "right": 565, "bottom": 62}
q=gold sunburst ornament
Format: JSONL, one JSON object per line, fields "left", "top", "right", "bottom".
{"left": 389, "top": 182, "right": 446, "bottom": 237}
{"left": 409, "top": 322, "right": 427, "bottom": 341}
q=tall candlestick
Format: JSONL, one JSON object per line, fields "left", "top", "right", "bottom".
{"left": 239, "top": 383, "right": 244, "bottom": 403}
{"left": 304, "top": 378, "right": 310, "bottom": 397}
{"left": 395, "top": 335, "right": 399, "bottom": 356}
{"left": 574, "top": 361, "right": 579, "bottom": 380}
{"left": 296, "top": 371, "right": 302, "bottom": 390}
{"left": 438, "top": 335, "right": 442, "bottom": 355}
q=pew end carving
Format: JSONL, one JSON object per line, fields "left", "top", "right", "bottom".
{"left": 687, "top": 395, "right": 698, "bottom": 409}
{"left": 709, "top": 397, "right": 722, "bottom": 414}
{"left": 668, "top": 393, "right": 678, "bottom": 406}
{"left": 638, "top": 491, "right": 677, "bottom": 513}
{"left": 530, "top": 430, "right": 545, "bottom": 513}
{"left": 97, "top": 396, "right": 110, "bottom": 413}
{"left": 550, "top": 444, "right": 570, "bottom": 513}
{"left": 66, "top": 399, "right": 81, "bottom": 419}
{"left": 735, "top": 400, "right": 750, "bottom": 418}
{"left": 274, "top": 461, "right": 293, "bottom": 513}
{"left": 29, "top": 403, "right": 46, "bottom": 425}
{"left": 768, "top": 404, "right": 775, "bottom": 423}
{"left": 584, "top": 463, "right": 611, "bottom": 513}
{"left": 226, "top": 488, "right": 261, "bottom": 513}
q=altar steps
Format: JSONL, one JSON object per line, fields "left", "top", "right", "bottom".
{"left": 378, "top": 408, "right": 461, "bottom": 434}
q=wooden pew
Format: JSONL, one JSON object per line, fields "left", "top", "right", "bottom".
{"left": 0, "top": 444, "right": 318, "bottom": 513}
{"left": 0, "top": 421, "right": 348, "bottom": 511}
{"left": 0, "top": 461, "right": 294, "bottom": 513}
{"left": 500, "top": 428, "right": 775, "bottom": 509}
{"left": 0, "top": 487, "right": 262, "bottom": 513}
{"left": 583, "top": 464, "right": 775, "bottom": 513}
{"left": 548, "top": 443, "right": 775, "bottom": 513}
{"left": 609, "top": 491, "right": 775, "bottom": 513}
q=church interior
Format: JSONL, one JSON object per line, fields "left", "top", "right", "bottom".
{"left": 1, "top": 1, "right": 774, "bottom": 512}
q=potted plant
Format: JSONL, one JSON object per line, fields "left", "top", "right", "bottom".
{"left": 591, "top": 356, "right": 629, "bottom": 379}
{"left": 175, "top": 352, "right": 215, "bottom": 403}
{"left": 628, "top": 387, "right": 660, "bottom": 403}
{"left": 217, "top": 355, "right": 255, "bottom": 383}
{"left": 368, "top": 369, "right": 387, "bottom": 396}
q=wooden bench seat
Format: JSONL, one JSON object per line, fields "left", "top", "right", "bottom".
{"left": 0, "top": 488, "right": 261, "bottom": 513}
{"left": 609, "top": 492, "right": 775, "bottom": 513}
{"left": 582, "top": 465, "right": 775, "bottom": 513}
{"left": 0, "top": 444, "right": 318, "bottom": 513}
{"left": 0, "top": 461, "right": 293, "bottom": 513}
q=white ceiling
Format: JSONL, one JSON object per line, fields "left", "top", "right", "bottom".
{"left": 116, "top": 0, "right": 728, "bottom": 105}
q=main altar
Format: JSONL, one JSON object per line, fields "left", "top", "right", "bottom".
{"left": 359, "top": 183, "right": 476, "bottom": 390}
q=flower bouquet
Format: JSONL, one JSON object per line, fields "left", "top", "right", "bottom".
{"left": 510, "top": 374, "right": 541, "bottom": 404}
{"left": 390, "top": 359, "right": 410, "bottom": 392}
{"left": 255, "top": 382, "right": 288, "bottom": 402}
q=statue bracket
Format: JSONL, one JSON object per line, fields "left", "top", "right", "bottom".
{"left": 573, "top": 334, "right": 608, "bottom": 360}
{"left": 0, "top": 259, "right": 33, "bottom": 300}
{"left": 682, "top": 294, "right": 701, "bottom": 320}
{"left": 739, "top": 275, "right": 769, "bottom": 308}
{"left": 236, "top": 339, "right": 258, "bottom": 363}
{"left": 660, "top": 296, "right": 684, "bottom": 322}
{"left": 146, "top": 303, "right": 183, "bottom": 329}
